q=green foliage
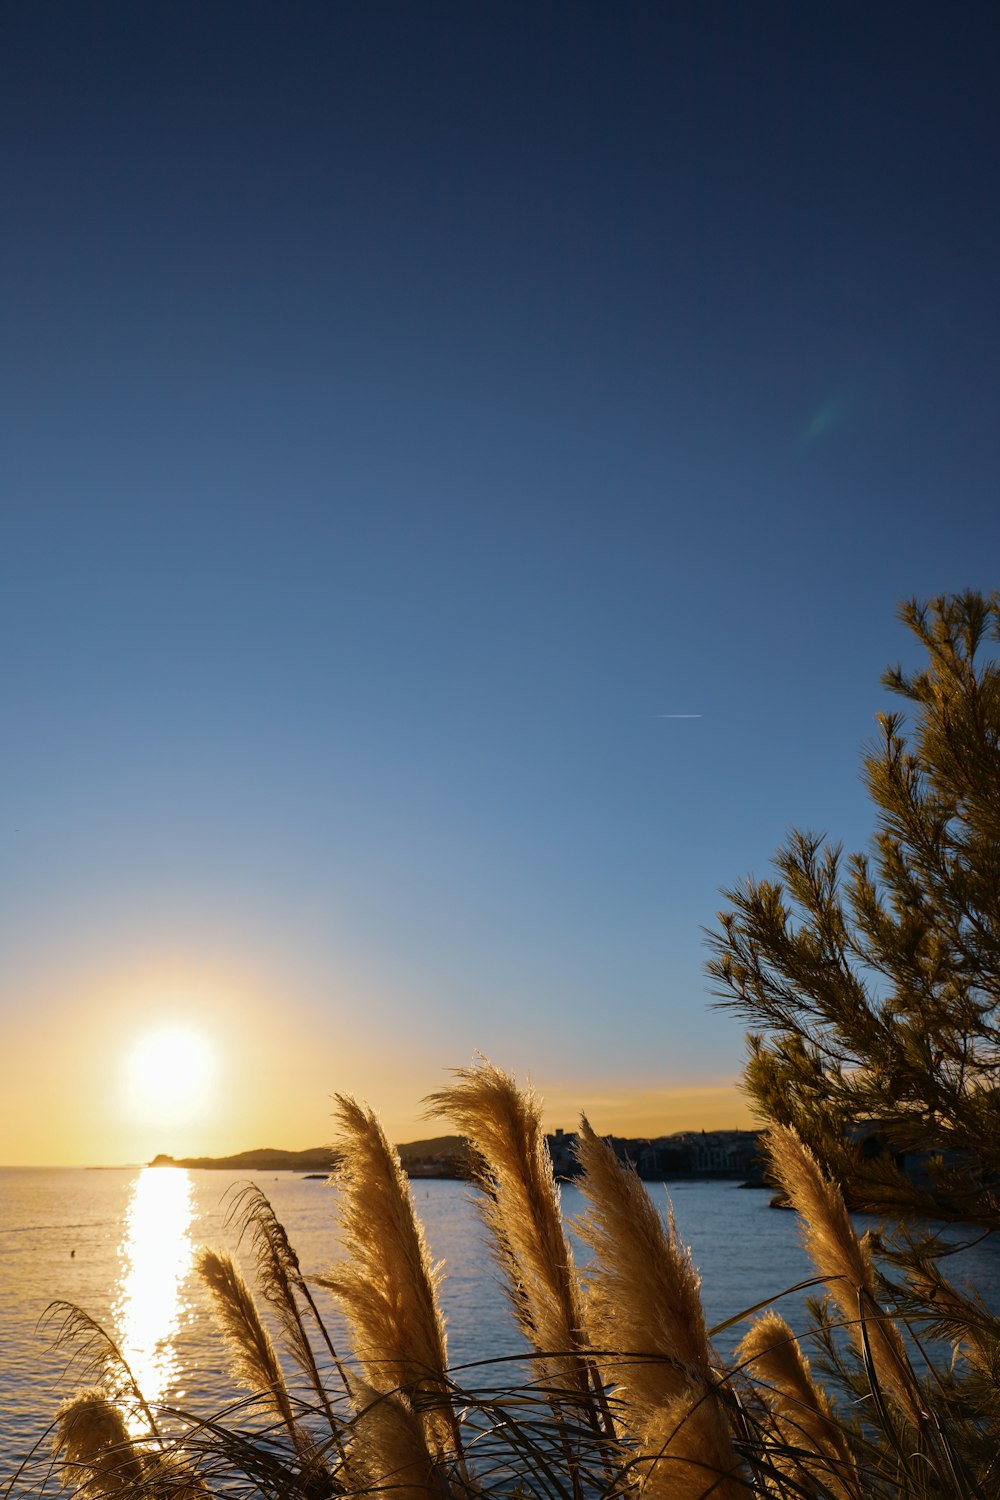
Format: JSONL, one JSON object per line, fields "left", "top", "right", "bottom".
{"left": 707, "top": 591, "right": 1000, "bottom": 1491}
{"left": 708, "top": 591, "right": 1000, "bottom": 1230}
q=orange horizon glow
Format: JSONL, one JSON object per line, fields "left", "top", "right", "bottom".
{"left": 1, "top": 1074, "right": 758, "bottom": 1168}
{"left": 0, "top": 948, "right": 758, "bottom": 1167}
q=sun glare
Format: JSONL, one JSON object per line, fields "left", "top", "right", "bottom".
{"left": 113, "top": 1166, "right": 195, "bottom": 1431}
{"left": 125, "top": 1025, "right": 215, "bottom": 1125}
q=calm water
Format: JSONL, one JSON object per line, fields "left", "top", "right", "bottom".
{"left": 3, "top": 1166, "right": 998, "bottom": 1481}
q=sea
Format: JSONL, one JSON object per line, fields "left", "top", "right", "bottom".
{"left": 3, "top": 1165, "right": 998, "bottom": 1485}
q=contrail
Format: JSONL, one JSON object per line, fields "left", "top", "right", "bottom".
{"left": 652, "top": 713, "right": 703, "bottom": 719}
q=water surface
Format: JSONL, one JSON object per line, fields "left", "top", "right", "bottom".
{"left": 4, "top": 1166, "right": 997, "bottom": 1481}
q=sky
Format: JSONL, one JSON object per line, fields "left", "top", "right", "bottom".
{"left": 2, "top": 3, "right": 999, "bottom": 1165}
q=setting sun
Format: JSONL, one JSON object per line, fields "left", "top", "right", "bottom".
{"left": 125, "top": 1026, "right": 216, "bottom": 1126}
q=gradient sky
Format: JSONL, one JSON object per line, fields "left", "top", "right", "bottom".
{"left": 2, "top": 3, "right": 999, "bottom": 1164}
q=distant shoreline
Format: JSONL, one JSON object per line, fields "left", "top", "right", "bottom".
{"left": 149, "top": 1126, "right": 767, "bottom": 1184}
{"left": 148, "top": 1133, "right": 474, "bottom": 1179}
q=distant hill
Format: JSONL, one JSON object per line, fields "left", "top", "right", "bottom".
{"left": 150, "top": 1130, "right": 765, "bottom": 1183}
{"left": 395, "top": 1135, "right": 473, "bottom": 1176}
{"left": 149, "top": 1135, "right": 471, "bottom": 1177}
{"left": 149, "top": 1146, "right": 336, "bottom": 1173}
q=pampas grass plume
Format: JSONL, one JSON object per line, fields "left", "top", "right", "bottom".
{"left": 426, "top": 1059, "right": 585, "bottom": 1388}
{"left": 137, "top": 1448, "right": 211, "bottom": 1499}
{"left": 736, "top": 1311, "right": 859, "bottom": 1500}
{"left": 318, "top": 1094, "right": 457, "bottom": 1458}
{"left": 766, "top": 1124, "right": 924, "bottom": 1431}
{"left": 344, "top": 1383, "right": 440, "bottom": 1500}
{"left": 53, "top": 1389, "right": 142, "bottom": 1496}
{"left": 574, "top": 1117, "right": 742, "bottom": 1500}
{"left": 229, "top": 1183, "right": 351, "bottom": 1452}
{"left": 196, "top": 1246, "right": 311, "bottom": 1460}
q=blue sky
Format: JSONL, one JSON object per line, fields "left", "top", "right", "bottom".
{"left": 2, "top": 3, "right": 999, "bottom": 1160}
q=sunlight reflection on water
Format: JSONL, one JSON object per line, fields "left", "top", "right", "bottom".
{"left": 113, "top": 1167, "right": 195, "bottom": 1429}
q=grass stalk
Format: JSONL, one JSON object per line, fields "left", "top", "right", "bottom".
{"left": 197, "top": 1247, "right": 321, "bottom": 1472}
{"left": 765, "top": 1125, "right": 925, "bottom": 1434}
{"left": 317, "top": 1094, "right": 462, "bottom": 1466}
{"left": 574, "top": 1117, "right": 743, "bottom": 1500}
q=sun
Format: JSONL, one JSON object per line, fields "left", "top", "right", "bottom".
{"left": 124, "top": 1025, "right": 216, "bottom": 1126}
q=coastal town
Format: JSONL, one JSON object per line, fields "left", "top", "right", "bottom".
{"left": 545, "top": 1127, "right": 763, "bottom": 1183}
{"left": 404, "top": 1127, "right": 765, "bottom": 1184}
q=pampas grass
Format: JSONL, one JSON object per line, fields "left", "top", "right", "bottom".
{"left": 42, "top": 1304, "right": 160, "bottom": 1442}
{"left": 317, "top": 1094, "right": 459, "bottom": 1462}
{"left": 426, "top": 1060, "right": 591, "bottom": 1402}
{"left": 342, "top": 1384, "right": 440, "bottom": 1500}
{"left": 29, "top": 1060, "right": 1000, "bottom": 1500}
{"left": 228, "top": 1183, "right": 351, "bottom": 1454}
{"left": 132, "top": 1449, "right": 211, "bottom": 1500}
{"left": 574, "top": 1116, "right": 742, "bottom": 1500}
{"left": 51, "top": 1390, "right": 209, "bottom": 1499}
{"left": 764, "top": 1125, "right": 925, "bottom": 1434}
{"left": 735, "top": 1312, "right": 859, "bottom": 1500}
{"left": 52, "top": 1390, "right": 143, "bottom": 1498}
{"left": 196, "top": 1247, "right": 319, "bottom": 1470}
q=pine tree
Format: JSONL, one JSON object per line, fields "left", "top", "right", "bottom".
{"left": 707, "top": 591, "right": 1000, "bottom": 1234}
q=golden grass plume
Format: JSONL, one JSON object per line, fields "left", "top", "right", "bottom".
{"left": 196, "top": 1246, "right": 315, "bottom": 1463}
{"left": 343, "top": 1382, "right": 441, "bottom": 1500}
{"left": 766, "top": 1124, "right": 924, "bottom": 1431}
{"left": 136, "top": 1449, "right": 211, "bottom": 1499}
{"left": 317, "top": 1094, "right": 457, "bottom": 1460}
{"left": 52, "top": 1389, "right": 210, "bottom": 1498}
{"left": 426, "top": 1058, "right": 585, "bottom": 1390}
{"left": 52, "top": 1390, "right": 143, "bottom": 1497}
{"left": 735, "top": 1311, "right": 860, "bottom": 1500}
{"left": 228, "top": 1182, "right": 352, "bottom": 1446}
{"left": 574, "top": 1117, "right": 742, "bottom": 1500}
